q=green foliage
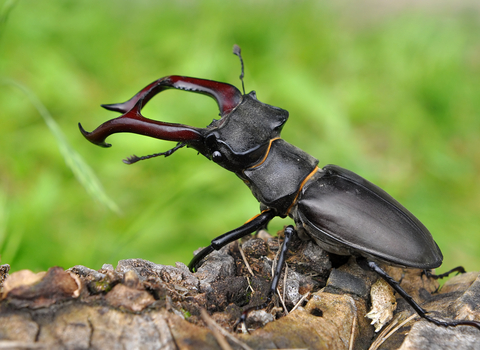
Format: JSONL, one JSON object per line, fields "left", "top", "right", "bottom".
{"left": 1, "top": 1, "right": 479, "bottom": 274}
{"left": 181, "top": 309, "right": 192, "bottom": 319}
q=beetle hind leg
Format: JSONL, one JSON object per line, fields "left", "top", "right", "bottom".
{"left": 360, "top": 258, "right": 480, "bottom": 331}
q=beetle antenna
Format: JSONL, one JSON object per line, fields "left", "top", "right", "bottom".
{"left": 233, "top": 44, "right": 245, "bottom": 94}
{"left": 123, "top": 142, "right": 186, "bottom": 164}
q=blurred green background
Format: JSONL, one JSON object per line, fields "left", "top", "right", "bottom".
{"left": 1, "top": 0, "right": 479, "bottom": 274}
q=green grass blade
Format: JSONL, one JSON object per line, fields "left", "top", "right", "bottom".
{"left": 2, "top": 79, "right": 121, "bottom": 215}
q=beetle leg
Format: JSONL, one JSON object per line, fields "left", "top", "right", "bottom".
{"left": 422, "top": 266, "right": 466, "bottom": 280}
{"left": 361, "top": 259, "right": 480, "bottom": 331}
{"left": 188, "top": 209, "right": 276, "bottom": 272}
{"left": 234, "top": 225, "right": 295, "bottom": 333}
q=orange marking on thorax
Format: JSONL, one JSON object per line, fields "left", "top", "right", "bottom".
{"left": 286, "top": 166, "right": 319, "bottom": 215}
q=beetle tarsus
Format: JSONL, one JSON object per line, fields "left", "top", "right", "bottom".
{"left": 422, "top": 266, "right": 466, "bottom": 280}
{"left": 233, "top": 313, "right": 249, "bottom": 334}
{"left": 188, "top": 246, "right": 214, "bottom": 272}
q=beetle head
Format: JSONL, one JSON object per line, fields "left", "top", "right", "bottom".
{"left": 79, "top": 46, "right": 288, "bottom": 173}
{"left": 202, "top": 91, "right": 288, "bottom": 172}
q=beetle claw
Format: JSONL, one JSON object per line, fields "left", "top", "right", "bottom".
{"left": 122, "top": 155, "right": 140, "bottom": 164}
{"left": 233, "top": 313, "right": 249, "bottom": 334}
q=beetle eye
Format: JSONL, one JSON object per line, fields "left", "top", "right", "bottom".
{"left": 212, "top": 151, "right": 222, "bottom": 163}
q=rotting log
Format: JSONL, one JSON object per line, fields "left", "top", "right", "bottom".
{"left": 1, "top": 231, "right": 479, "bottom": 350}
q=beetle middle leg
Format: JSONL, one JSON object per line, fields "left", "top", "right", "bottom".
{"left": 359, "top": 258, "right": 480, "bottom": 330}
{"left": 234, "top": 225, "right": 295, "bottom": 332}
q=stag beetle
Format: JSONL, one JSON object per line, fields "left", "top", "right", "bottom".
{"left": 79, "top": 45, "right": 480, "bottom": 331}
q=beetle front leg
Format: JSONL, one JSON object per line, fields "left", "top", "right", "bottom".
{"left": 188, "top": 209, "right": 276, "bottom": 271}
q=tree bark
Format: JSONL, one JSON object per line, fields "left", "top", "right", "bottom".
{"left": 1, "top": 233, "right": 479, "bottom": 350}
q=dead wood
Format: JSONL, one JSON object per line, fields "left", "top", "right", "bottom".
{"left": 0, "top": 231, "right": 479, "bottom": 350}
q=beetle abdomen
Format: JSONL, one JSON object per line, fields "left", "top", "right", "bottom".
{"left": 295, "top": 165, "right": 443, "bottom": 269}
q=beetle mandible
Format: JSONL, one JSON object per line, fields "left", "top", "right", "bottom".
{"left": 79, "top": 45, "right": 480, "bottom": 331}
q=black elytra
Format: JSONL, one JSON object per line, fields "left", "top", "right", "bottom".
{"left": 79, "top": 45, "right": 480, "bottom": 331}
